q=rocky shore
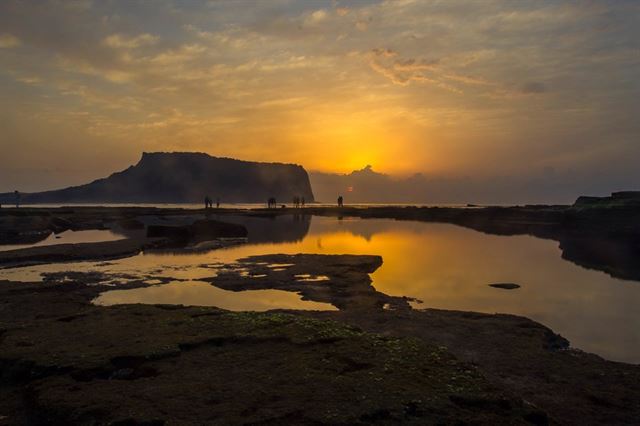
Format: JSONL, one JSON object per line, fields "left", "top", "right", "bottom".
{"left": 1, "top": 203, "right": 640, "bottom": 424}
{"left": 3, "top": 198, "right": 639, "bottom": 280}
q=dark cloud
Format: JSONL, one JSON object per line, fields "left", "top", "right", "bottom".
{"left": 520, "top": 81, "right": 546, "bottom": 94}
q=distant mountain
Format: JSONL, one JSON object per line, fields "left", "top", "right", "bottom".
{"left": 0, "top": 152, "right": 314, "bottom": 204}
{"left": 310, "top": 165, "right": 435, "bottom": 204}
{"left": 309, "top": 165, "right": 609, "bottom": 205}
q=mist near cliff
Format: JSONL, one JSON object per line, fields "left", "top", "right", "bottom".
{"left": 310, "top": 166, "right": 637, "bottom": 205}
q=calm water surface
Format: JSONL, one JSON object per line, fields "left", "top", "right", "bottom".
{"left": 2, "top": 216, "right": 639, "bottom": 363}
{"left": 0, "top": 229, "right": 126, "bottom": 252}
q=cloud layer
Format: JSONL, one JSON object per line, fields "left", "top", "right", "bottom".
{"left": 0, "top": 0, "right": 638, "bottom": 202}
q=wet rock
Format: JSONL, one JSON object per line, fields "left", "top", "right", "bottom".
{"left": 209, "top": 253, "right": 410, "bottom": 311}
{"left": 0, "top": 281, "right": 539, "bottom": 425}
{"left": 0, "top": 238, "right": 150, "bottom": 268}
{"left": 147, "top": 219, "right": 247, "bottom": 245}
{"left": 0, "top": 230, "right": 51, "bottom": 245}
{"left": 146, "top": 225, "right": 190, "bottom": 242}
{"left": 489, "top": 283, "right": 521, "bottom": 290}
{"left": 117, "top": 218, "right": 145, "bottom": 230}
{"left": 189, "top": 219, "right": 248, "bottom": 242}
{"left": 49, "top": 217, "right": 72, "bottom": 233}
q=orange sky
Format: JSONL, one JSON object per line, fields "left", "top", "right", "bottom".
{"left": 0, "top": 0, "right": 639, "bottom": 195}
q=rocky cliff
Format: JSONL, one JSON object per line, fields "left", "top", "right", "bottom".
{"left": 0, "top": 152, "right": 314, "bottom": 204}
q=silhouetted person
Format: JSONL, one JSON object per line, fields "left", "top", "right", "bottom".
{"left": 14, "top": 190, "right": 20, "bottom": 208}
{"left": 216, "top": 198, "right": 220, "bottom": 209}
{"left": 267, "top": 197, "right": 277, "bottom": 209}
{"left": 337, "top": 195, "right": 343, "bottom": 207}
{"left": 204, "top": 196, "right": 211, "bottom": 209}
{"left": 301, "top": 197, "right": 305, "bottom": 207}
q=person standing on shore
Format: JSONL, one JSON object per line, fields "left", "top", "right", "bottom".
{"left": 14, "top": 190, "right": 20, "bottom": 208}
{"left": 337, "top": 195, "right": 343, "bottom": 207}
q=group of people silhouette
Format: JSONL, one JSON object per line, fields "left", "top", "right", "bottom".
{"left": 204, "top": 196, "right": 219, "bottom": 209}
{"left": 264, "top": 195, "right": 344, "bottom": 209}
{"left": 200, "top": 194, "right": 345, "bottom": 210}
{"left": 5, "top": 190, "right": 345, "bottom": 210}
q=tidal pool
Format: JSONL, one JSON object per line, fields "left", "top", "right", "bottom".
{"left": 0, "top": 229, "right": 127, "bottom": 252}
{"left": 1, "top": 215, "right": 639, "bottom": 363}
{"left": 94, "top": 281, "right": 337, "bottom": 312}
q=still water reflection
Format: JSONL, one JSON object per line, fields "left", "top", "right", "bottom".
{"left": 0, "top": 229, "right": 126, "bottom": 252}
{"left": 2, "top": 216, "right": 639, "bottom": 363}
{"left": 95, "top": 282, "right": 337, "bottom": 312}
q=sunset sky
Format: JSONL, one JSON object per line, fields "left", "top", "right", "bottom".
{"left": 1, "top": 0, "right": 638, "bottom": 199}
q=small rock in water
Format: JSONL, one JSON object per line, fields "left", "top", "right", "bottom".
{"left": 489, "top": 283, "right": 521, "bottom": 290}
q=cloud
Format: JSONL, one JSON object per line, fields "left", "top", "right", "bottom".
{"left": 368, "top": 49, "right": 466, "bottom": 93}
{"left": 355, "top": 20, "right": 368, "bottom": 31}
{"left": 103, "top": 33, "right": 159, "bottom": 49}
{"left": 369, "top": 48, "right": 437, "bottom": 84}
{"left": 0, "top": 33, "right": 20, "bottom": 48}
{"left": 520, "top": 81, "right": 547, "bottom": 94}
{"left": 0, "top": 0, "right": 638, "bottom": 198}
{"left": 15, "top": 76, "right": 41, "bottom": 85}
{"left": 305, "top": 9, "right": 328, "bottom": 26}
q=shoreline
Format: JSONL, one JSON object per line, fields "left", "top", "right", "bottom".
{"left": 2, "top": 203, "right": 639, "bottom": 280}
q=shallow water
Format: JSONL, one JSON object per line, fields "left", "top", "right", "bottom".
{"left": 0, "top": 229, "right": 127, "bottom": 252}
{"left": 2, "top": 215, "right": 639, "bottom": 363}
{"left": 94, "top": 281, "right": 337, "bottom": 312}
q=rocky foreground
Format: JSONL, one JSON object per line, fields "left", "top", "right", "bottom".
{"left": 1, "top": 204, "right": 640, "bottom": 424}
{"left": 1, "top": 277, "right": 547, "bottom": 425}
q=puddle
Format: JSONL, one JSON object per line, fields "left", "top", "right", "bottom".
{"left": 93, "top": 281, "right": 337, "bottom": 312}
{"left": 0, "top": 229, "right": 127, "bottom": 252}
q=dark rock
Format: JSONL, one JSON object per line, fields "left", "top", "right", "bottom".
{"left": 147, "top": 220, "right": 247, "bottom": 245}
{"left": 146, "top": 225, "right": 190, "bottom": 242}
{"left": 208, "top": 253, "right": 409, "bottom": 311}
{"left": 489, "top": 283, "right": 521, "bottom": 290}
{"left": 0, "top": 238, "right": 148, "bottom": 268}
{"left": 574, "top": 191, "right": 640, "bottom": 207}
{"left": 0, "top": 215, "right": 53, "bottom": 244}
{"left": 49, "top": 217, "right": 72, "bottom": 233}
{"left": 189, "top": 219, "right": 247, "bottom": 242}
{"left": 0, "top": 280, "right": 541, "bottom": 425}
{"left": 117, "top": 218, "right": 145, "bottom": 230}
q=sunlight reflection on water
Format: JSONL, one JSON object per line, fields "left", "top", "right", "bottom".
{"left": 1, "top": 216, "right": 640, "bottom": 363}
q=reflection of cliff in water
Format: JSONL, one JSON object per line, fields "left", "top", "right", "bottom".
{"left": 558, "top": 235, "right": 640, "bottom": 282}
{"left": 304, "top": 206, "right": 640, "bottom": 283}
{"left": 429, "top": 216, "right": 640, "bottom": 282}
{"left": 212, "top": 213, "right": 311, "bottom": 244}
{"left": 434, "top": 217, "right": 640, "bottom": 283}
